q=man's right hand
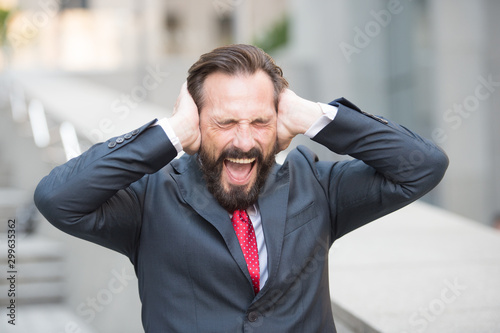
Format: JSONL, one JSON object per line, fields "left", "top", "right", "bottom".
{"left": 168, "top": 82, "right": 201, "bottom": 155}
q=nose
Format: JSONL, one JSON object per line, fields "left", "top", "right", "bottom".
{"left": 232, "top": 124, "right": 254, "bottom": 152}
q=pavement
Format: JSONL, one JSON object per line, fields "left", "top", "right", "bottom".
{"left": 329, "top": 202, "right": 500, "bottom": 333}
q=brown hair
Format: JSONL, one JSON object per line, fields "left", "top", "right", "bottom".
{"left": 187, "top": 44, "right": 289, "bottom": 111}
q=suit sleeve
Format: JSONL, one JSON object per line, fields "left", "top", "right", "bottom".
{"left": 34, "top": 120, "right": 178, "bottom": 258}
{"left": 311, "top": 98, "right": 449, "bottom": 241}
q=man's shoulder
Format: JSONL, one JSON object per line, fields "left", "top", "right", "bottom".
{"left": 276, "top": 145, "right": 322, "bottom": 178}
{"left": 281, "top": 145, "right": 348, "bottom": 181}
{"left": 158, "top": 153, "right": 196, "bottom": 175}
{"left": 284, "top": 145, "right": 320, "bottom": 166}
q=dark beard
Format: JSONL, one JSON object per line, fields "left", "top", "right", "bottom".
{"left": 198, "top": 144, "right": 277, "bottom": 212}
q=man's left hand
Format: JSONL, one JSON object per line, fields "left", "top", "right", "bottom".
{"left": 277, "top": 89, "right": 323, "bottom": 151}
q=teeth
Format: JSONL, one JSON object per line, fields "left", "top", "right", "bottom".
{"left": 226, "top": 157, "right": 256, "bottom": 164}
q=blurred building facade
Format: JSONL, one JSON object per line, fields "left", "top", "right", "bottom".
{"left": 3, "top": 0, "right": 497, "bottom": 226}
{"left": 281, "top": 0, "right": 500, "bottom": 227}
{"left": 2, "top": 0, "right": 288, "bottom": 69}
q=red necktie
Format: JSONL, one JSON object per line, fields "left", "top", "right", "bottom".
{"left": 232, "top": 209, "right": 260, "bottom": 295}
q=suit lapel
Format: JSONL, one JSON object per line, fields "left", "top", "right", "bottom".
{"left": 254, "top": 162, "right": 289, "bottom": 301}
{"left": 170, "top": 155, "right": 252, "bottom": 287}
{"left": 170, "top": 155, "right": 290, "bottom": 299}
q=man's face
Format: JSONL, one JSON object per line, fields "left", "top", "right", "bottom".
{"left": 198, "top": 70, "right": 278, "bottom": 211}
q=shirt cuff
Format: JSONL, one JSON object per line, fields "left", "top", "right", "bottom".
{"left": 304, "top": 103, "right": 339, "bottom": 138}
{"left": 155, "top": 118, "right": 183, "bottom": 153}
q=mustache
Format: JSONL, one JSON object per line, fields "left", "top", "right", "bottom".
{"left": 218, "top": 147, "right": 263, "bottom": 163}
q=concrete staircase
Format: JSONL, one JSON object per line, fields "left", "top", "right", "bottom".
{"left": 0, "top": 75, "right": 98, "bottom": 333}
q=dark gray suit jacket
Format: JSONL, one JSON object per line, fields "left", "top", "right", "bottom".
{"left": 34, "top": 99, "right": 448, "bottom": 332}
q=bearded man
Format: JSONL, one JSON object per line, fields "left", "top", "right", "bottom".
{"left": 35, "top": 44, "right": 448, "bottom": 332}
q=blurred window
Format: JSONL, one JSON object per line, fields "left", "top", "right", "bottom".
{"left": 218, "top": 14, "right": 233, "bottom": 45}
{"left": 60, "top": 0, "right": 88, "bottom": 10}
{"left": 165, "top": 11, "right": 182, "bottom": 54}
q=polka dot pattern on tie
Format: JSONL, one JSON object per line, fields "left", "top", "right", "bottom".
{"left": 232, "top": 209, "right": 260, "bottom": 295}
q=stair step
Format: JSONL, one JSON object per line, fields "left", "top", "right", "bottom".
{"left": 0, "top": 234, "right": 65, "bottom": 305}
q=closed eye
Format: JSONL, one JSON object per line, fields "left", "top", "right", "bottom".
{"left": 215, "top": 117, "right": 272, "bottom": 128}
{"left": 216, "top": 119, "right": 237, "bottom": 128}
{"left": 251, "top": 118, "right": 271, "bottom": 126}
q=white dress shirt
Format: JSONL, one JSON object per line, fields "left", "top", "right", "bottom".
{"left": 157, "top": 102, "right": 338, "bottom": 289}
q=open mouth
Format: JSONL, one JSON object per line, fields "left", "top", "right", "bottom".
{"left": 223, "top": 157, "right": 256, "bottom": 185}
